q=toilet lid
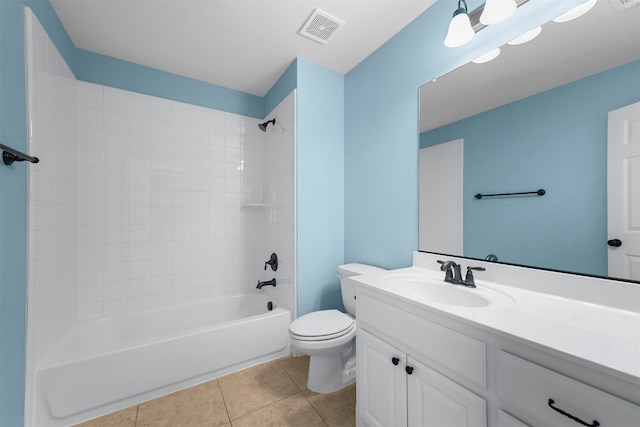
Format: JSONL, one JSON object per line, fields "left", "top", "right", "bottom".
{"left": 289, "top": 310, "right": 354, "bottom": 338}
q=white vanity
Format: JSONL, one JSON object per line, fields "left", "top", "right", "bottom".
{"left": 354, "top": 252, "right": 640, "bottom": 427}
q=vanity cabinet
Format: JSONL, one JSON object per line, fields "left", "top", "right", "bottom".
{"left": 358, "top": 329, "right": 486, "bottom": 427}
{"left": 357, "top": 292, "right": 487, "bottom": 427}
{"left": 356, "top": 286, "right": 640, "bottom": 427}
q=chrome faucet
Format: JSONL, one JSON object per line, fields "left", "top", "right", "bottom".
{"left": 437, "top": 260, "right": 485, "bottom": 288}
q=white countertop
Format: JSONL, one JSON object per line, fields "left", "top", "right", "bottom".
{"left": 354, "top": 265, "right": 640, "bottom": 381}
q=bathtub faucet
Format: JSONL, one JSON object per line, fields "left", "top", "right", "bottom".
{"left": 257, "top": 278, "right": 277, "bottom": 289}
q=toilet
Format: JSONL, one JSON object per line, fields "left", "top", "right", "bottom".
{"left": 289, "top": 263, "right": 386, "bottom": 393}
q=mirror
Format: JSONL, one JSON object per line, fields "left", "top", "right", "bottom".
{"left": 418, "top": 1, "right": 640, "bottom": 280}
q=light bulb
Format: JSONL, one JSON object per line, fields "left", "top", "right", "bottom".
{"left": 480, "top": 0, "right": 517, "bottom": 25}
{"left": 553, "top": 0, "right": 597, "bottom": 23}
{"left": 508, "top": 26, "right": 542, "bottom": 46}
{"left": 444, "top": 12, "right": 475, "bottom": 48}
{"left": 472, "top": 47, "right": 501, "bottom": 64}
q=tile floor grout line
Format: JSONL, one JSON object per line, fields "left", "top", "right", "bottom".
{"left": 226, "top": 389, "right": 303, "bottom": 422}
{"left": 216, "top": 378, "right": 233, "bottom": 425}
{"left": 278, "top": 355, "right": 329, "bottom": 426}
{"left": 278, "top": 357, "right": 306, "bottom": 392}
{"left": 133, "top": 404, "right": 139, "bottom": 426}
{"left": 301, "top": 392, "right": 331, "bottom": 427}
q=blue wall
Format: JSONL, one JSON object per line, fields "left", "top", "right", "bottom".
{"left": 264, "top": 59, "right": 297, "bottom": 116}
{"left": 75, "top": 49, "right": 264, "bottom": 118}
{"left": 421, "top": 61, "right": 640, "bottom": 275}
{"left": 343, "top": 0, "right": 585, "bottom": 270}
{"left": 296, "top": 59, "right": 345, "bottom": 316}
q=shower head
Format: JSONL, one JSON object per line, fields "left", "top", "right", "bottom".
{"left": 258, "top": 118, "right": 276, "bottom": 132}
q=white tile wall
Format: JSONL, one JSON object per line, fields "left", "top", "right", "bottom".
{"left": 24, "top": 8, "right": 78, "bottom": 424}
{"left": 419, "top": 139, "right": 463, "bottom": 255}
{"left": 76, "top": 82, "right": 269, "bottom": 318}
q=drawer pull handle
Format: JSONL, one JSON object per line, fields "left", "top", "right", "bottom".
{"left": 548, "top": 399, "right": 600, "bottom": 427}
{"left": 391, "top": 357, "right": 400, "bottom": 366}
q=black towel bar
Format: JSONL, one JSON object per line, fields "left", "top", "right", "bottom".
{"left": 474, "top": 189, "right": 545, "bottom": 199}
{"left": 1, "top": 143, "right": 39, "bottom": 166}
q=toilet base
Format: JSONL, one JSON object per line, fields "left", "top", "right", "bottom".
{"left": 306, "top": 342, "right": 356, "bottom": 393}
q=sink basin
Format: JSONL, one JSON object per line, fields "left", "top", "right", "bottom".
{"left": 382, "top": 275, "right": 491, "bottom": 307}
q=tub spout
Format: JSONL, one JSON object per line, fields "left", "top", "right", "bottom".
{"left": 257, "top": 278, "right": 276, "bottom": 289}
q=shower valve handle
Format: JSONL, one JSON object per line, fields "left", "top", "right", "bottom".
{"left": 264, "top": 253, "right": 278, "bottom": 271}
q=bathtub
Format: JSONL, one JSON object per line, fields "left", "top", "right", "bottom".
{"left": 33, "top": 294, "right": 291, "bottom": 426}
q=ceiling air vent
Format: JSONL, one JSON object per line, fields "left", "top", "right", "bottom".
{"left": 609, "top": 0, "right": 640, "bottom": 12}
{"left": 299, "top": 8, "right": 345, "bottom": 45}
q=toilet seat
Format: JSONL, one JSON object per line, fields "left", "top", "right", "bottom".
{"left": 289, "top": 310, "right": 355, "bottom": 342}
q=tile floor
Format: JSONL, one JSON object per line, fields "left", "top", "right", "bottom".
{"left": 75, "top": 355, "right": 356, "bottom": 427}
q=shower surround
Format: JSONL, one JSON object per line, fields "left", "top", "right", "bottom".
{"left": 24, "top": 7, "right": 296, "bottom": 426}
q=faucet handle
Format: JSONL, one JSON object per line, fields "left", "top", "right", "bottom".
{"left": 264, "top": 253, "right": 278, "bottom": 271}
{"left": 464, "top": 266, "right": 485, "bottom": 287}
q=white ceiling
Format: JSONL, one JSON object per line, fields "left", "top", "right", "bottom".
{"left": 50, "top": 0, "right": 437, "bottom": 97}
{"left": 420, "top": 0, "right": 640, "bottom": 132}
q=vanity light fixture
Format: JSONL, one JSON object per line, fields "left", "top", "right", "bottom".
{"left": 445, "top": 0, "right": 530, "bottom": 48}
{"left": 507, "top": 25, "right": 542, "bottom": 45}
{"left": 480, "top": 0, "right": 517, "bottom": 25}
{"left": 444, "top": 0, "right": 475, "bottom": 48}
{"left": 552, "top": 0, "right": 597, "bottom": 23}
{"left": 472, "top": 47, "right": 501, "bottom": 64}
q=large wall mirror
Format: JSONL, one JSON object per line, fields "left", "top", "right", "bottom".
{"left": 419, "top": 0, "right": 639, "bottom": 281}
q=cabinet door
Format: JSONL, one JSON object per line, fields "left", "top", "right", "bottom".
{"left": 407, "top": 356, "right": 486, "bottom": 427}
{"left": 357, "top": 329, "right": 407, "bottom": 427}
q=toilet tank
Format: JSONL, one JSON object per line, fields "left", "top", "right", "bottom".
{"left": 338, "top": 263, "right": 386, "bottom": 316}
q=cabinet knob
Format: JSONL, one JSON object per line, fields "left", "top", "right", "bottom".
{"left": 405, "top": 366, "right": 414, "bottom": 375}
{"left": 391, "top": 357, "right": 399, "bottom": 366}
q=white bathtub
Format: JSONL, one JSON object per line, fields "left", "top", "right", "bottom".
{"left": 33, "top": 294, "right": 291, "bottom": 426}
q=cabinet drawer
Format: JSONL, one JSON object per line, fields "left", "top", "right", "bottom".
{"left": 497, "top": 411, "right": 530, "bottom": 427}
{"left": 497, "top": 351, "right": 640, "bottom": 427}
{"left": 358, "top": 292, "right": 486, "bottom": 390}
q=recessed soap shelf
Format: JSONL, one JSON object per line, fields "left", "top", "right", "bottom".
{"left": 240, "top": 202, "right": 266, "bottom": 208}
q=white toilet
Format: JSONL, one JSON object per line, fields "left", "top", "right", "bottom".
{"left": 289, "top": 263, "right": 385, "bottom": 393}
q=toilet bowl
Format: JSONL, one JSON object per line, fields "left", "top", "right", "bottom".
{"left": 289, "top": 263, "right": 385, "bottom": 393}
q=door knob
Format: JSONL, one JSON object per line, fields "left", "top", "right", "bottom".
{"left": 607, "top": 239, "right": 622, "bottom": 247}
{"left": 391, "top": 357, "right": 399, "bottom": 366}
{"left": 405, "top": 366, "right": 414, "bottom": 375}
